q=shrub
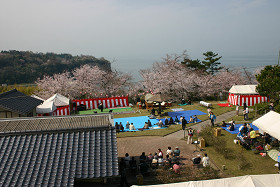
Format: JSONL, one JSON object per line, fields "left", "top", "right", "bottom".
{"left": 254, "top": 103, "right": 269, "bottom": 115}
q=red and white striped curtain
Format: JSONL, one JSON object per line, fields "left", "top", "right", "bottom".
{"left": 228, "top": 93, "right": 269, "bottom": 106}
{"left": 37, "top": 105, "right": 70, "bottom": 116}
{"left": 53, "top": 106, "right": 70, "bottom": 116}
{"left": 72, "top": 96, "right": 129, "bottom": 110}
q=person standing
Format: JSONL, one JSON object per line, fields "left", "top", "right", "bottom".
{"left": 236, "top": 104, "right": 239, "bottom": 116}
{"left": 99, "top": 102, "right": 104, "bottom": 112}
{"left": 182, "top": 117, "right": 187, "bottom": 130}
{"left": 243, "top": 106, "right": 249, "bottom": 120}
{"left": 209, "top": 112, "right": 216, "bottom": 127}
{"left": 187, "top": 128, "right": 193, "bottom": 144}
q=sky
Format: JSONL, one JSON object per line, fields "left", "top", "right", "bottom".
{"left": 1, "top": 0, "right": 280, "bottom": 80}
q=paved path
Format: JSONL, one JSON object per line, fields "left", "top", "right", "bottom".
{"left": 117, "top": 110, "right": 237, "bottom": 169}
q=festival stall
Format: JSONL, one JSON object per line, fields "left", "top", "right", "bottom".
{"left": 72, "top": 96, "right": 129, "bottom": 110}
{"left": 37, "top": 93, "right": 70, "bottom": 116}
{"left": 228, "top": 85, "right": 269, "bottom": 106}
{"left": 252, "top": 111, "right": 280, "bottom": 140}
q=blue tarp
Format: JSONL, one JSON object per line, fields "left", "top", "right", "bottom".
{"left": 221, "top": 123, "right": 259, "bottom": 134}
{"left": 114, "top": 110, "right": 207, "bottom": 131}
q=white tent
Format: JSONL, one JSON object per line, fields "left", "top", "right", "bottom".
{"left": 31, "top": 95, "right": 45, "bottom": 101}
{"left": 252, "top": 111, "right": 280, "bottom": 140}
{"left": 45, "top": 93, "right": 69, "bottom": 107}
{"left": 36, "top": 101, "right": 57, "bottom": 114}
{"left": 132, "top": 174, "right": 280, "bottom": 187}
{"left": 228, "top": 85, "right": 268, "bottom": 106}
{"left": 229, "top": 85, "right": 258, "bottom": 95}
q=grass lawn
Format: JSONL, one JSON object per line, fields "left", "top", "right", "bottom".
{"left": 201, "top": 129, "right": 278, "bottom": 176}
{"left": 114, "top": 101, "right": 235, "bottom": 137}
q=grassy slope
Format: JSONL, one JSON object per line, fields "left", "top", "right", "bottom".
{"left": 204, "top": 129, "right": 278, "bottom": 176}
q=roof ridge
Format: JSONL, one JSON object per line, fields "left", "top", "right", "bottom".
{"left": 0, "top": 88, "right": 18, "bottom": 98}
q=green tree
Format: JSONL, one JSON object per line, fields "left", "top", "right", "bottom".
{"left": 202, "top": 51, "right": 222, "bottom": 74}
{"left": 256, "top": 65, "right": 280, "bottom": 101}
{"left": 181, "top": 58, "right": 206, "bottom": 71}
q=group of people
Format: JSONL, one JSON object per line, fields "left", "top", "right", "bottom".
{"left": 120, "top": 146, "right": 182, "bottom": 178}
{"left": 192, "top": 153, "right": 210, "bottom": 168}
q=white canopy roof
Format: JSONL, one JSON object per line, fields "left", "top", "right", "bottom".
{"left": 229, "top": 85, "right": 258, "bottom": 95}
{"left": 252, "top": 111, "right": 280, "bottom": 140}
{"left": 36, "top": 101, "right": 57, "bottom": 114}
{"left": 132, "top": 174, "right": 280, "bottom": 187}
{"left": 45, "top": 93, "right": 69, "bottom": 107}
{"left": 31, "top": 95, "right": 45, "bottom": 101}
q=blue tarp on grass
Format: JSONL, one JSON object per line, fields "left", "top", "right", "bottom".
{"left": 221, "top": 123, "right": 259, "bottom": 134}
{"left": 160, "top": 110, "right": 207, "bottom": 125}
{"left": 114, "top": 110, "right": 207, "bottom": 130}
{"left": 114, "top": 116, "right": 166, "bottom": 132}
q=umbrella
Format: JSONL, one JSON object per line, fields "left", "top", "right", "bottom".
{"left": 145, "top": 93, "right": 153, "bottom": 101}
{"left": 267, "top": 149, "right": 280, "bottom": 162}
{"left": 147, "top": 93, "right": 171, "bottom": 103}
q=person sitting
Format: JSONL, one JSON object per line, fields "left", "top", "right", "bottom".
{"left": 115, "top": 122, "right": 120, "bottom": 130}
{"left": 229, "top": 122, "right": 235, "bottom": 131}
{"left": 143, "top": 122, "right": 149, "bottom": 129}
{"left": 174, "top": 116, "right": 179, "bottom": 123}
{"left": 164, "top": 118, "right": 169, "bottom": 126}
{"left": 126, "top": 121, "right": 130, "bottom": 129}
{"left": 173, "top": 146, "right": 180, "bottom": 157}
{"left": 124, "top": 153, "right": 131, "bottom": 167}
{"left": 119, "top": 122, "right": 124, "bottom": 132}
{"left": 151, "top": 157, "right": 158, "bottom": 169}
{"left": 166, "top": 147, "right": 173, "bottom": 157}
{"left": 129, "top": 123, "right": 136, "bottom": 130}
{"left": 187, "top": 99, "right": 192, "bottom": 105}
{"left": 147, "top": 120, "right": 152, "bottom": 127}
{"left": 192, "top": 155, "right": 201, "bottom": 165}
{"left": 240, "top": 123, "right": 248, "bottom": 136}
{"left": 140, "top": 152, "right": 147, "bottom": 162}
{"left": 202, "top": 153, "right": 209, "bottom": 167}
{"left": 173, "top": 163, "right": 180, "bottom": 173}
{"left": 169, "top": 117, "right": 174, "bottom": 125}
{"left": 129, "top": 157, "right": 137, "bottom": 175}
{"left": 181, "top": 98, "right": 186, "bottom": 104}
{"left": 193, "top": 115, "right": 198, "bottom": 123}
{"left": 158, "top": 120, "right": 163, "bottom": 127}
{"left": 149, "top": 114, "right": 155, "bottom": 119}
{"left": 189, "top": 116, "right": 194, "bottom": 123}
{"left": 139, "top": 160, "right": 149, "bottom": 175}
{"left": 147, "top": 153, "right": 153, "bottom": 166}
{"left": 221, "top": 121, "right": 227, "bottom": 127}
{"left": 227, "top": 120, "right": 235, "bottom": 131}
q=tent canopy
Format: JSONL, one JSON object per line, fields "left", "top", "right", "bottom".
{"left": 252, "top": 111, "right": 280, "bottom": 140}
{"left": 132, "top": 174, "right": 280, "bottom": 187}
{"left": 229, "top": 85, "right": 258, "bottom": 95}
{"left": 46, "top": 93, "right": 70, "bottom": 107}
{"left": 36, "top": 101, "right": 57, "bottom": 114}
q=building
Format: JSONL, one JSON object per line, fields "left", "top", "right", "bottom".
{"left": 0, "top": 89, "right": 43, "bottom": 118}
{"left": 0, "top": 114, "right": 118, "bottom": 186}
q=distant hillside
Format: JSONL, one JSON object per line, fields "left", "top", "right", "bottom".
{"left": 0, "top": 50, "right": 111, "bottom": 84}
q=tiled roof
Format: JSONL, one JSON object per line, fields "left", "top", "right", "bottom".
{"left": 0, "top": 115, "right": 118, "bottom": 186}
{"left": 0, "top": 114, "right": 113, "bottom": 133}
{"left": 0, "top": 89, "right": 43, "bottom": 115}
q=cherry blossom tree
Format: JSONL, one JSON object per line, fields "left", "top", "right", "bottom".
{"left": 36, "top": 64, "right": 133, "bottom": 99}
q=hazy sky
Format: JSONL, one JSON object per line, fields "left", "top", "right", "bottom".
{"left": 1, "top": 0, "right": 280, "bottom": 80}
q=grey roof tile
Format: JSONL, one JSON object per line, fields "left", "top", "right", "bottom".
{"left": 0, "top": 117, "right": 118, "bottom": 187}
{"left": 0, "top": 89, "right": 43, "bottom": 115}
